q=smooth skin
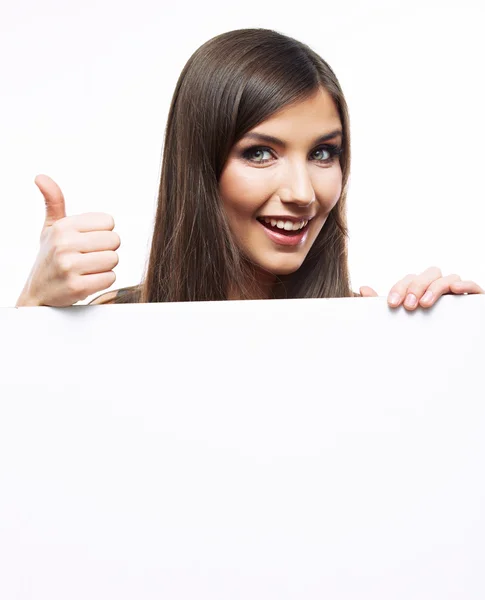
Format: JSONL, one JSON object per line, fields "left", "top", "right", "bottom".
{"left": 16, "top": 89, "right": 483, "bottom": 307}
{"left": 360, "top": 270, "right": 484, "bottom": 309}
{"left": 17, "top": 174, "right": 482, "bottom": 308}
{"left": 218, "top": 88, "right": 483, "bottom": 305}
{"left": 219, "top": 88, "right": 342, "bottom": 278}
{"left": 16, "top": 174, "right": 120, "bottom": 307}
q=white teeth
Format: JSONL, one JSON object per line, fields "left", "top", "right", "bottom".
{"left": 260, "top": 218, "right": 310, "bottom": 231}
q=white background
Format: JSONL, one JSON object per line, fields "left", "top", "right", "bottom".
{"left": 1, "top": 296, "right": 485, "bottom": 598}
{"left": 1, "top": 0, "right": 484, "bottom": 306}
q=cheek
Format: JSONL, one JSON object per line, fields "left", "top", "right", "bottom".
{"left": 219, "top": 163, "right": 270, "bottom": 217}
{"left": 219, "top": 161, "right": 343, "bottom": 217}
{"left": 312, "top": 165, "right": 343, "bottom": 215}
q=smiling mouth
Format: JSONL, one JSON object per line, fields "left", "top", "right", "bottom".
{"left": 256, "top": 217, "right": 311, "bottom": 235}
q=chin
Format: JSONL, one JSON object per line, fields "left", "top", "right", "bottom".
{"left": 256, "top": 255, "right": 306, "bottom": 276}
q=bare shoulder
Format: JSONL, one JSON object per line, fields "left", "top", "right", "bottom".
{"left": 87, "top": 291, "right": 119, "bottom": 305}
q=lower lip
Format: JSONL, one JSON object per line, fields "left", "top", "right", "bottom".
{"left": 258, "top": 220, "right": 310, "bottom": 247}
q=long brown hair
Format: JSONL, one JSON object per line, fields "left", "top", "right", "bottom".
{"left": 98, "top": 28, "right": 353, "bottom": 305}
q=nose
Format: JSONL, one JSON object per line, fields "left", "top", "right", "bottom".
{"left": 279, "top": 161, "right": 316, "bottom": 207}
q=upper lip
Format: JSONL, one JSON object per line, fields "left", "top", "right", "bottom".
{"left": 257, "top": 215, "right": 314, "bottom": 223}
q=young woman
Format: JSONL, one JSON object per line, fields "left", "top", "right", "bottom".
{"left": 16, "top": 28, "right": 483, "bottom": 309}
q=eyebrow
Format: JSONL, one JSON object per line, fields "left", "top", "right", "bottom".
{"left": 241, "top": 129, "right": 343, "bottom": 147}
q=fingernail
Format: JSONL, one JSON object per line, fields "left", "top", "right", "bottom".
{"left": 405, "top": 293, "right": 417, "bottom": 308}
{"left": 388, "top": 292, "right": 401, "bottom": 306}
{"left": 421, "top": 290, "right": 433, "bottom": 304}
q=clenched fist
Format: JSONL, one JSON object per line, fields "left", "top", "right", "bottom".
{"left": 16, "top": 174, "right": 120, "bottom": 307}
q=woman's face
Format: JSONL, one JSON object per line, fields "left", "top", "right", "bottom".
{"left": 219, "top": 87, "right": 343, "bottom": 276}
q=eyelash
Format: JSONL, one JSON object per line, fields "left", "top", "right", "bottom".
{"left": 241, "top": 143, "right": 343, "bottom": 165}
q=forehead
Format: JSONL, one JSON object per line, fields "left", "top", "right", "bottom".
{"left": 252, "top": 88, "right": 341, "bottom": 137}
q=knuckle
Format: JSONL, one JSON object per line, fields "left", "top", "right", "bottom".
{"left": 53, "top": 242, "right": 70, "bottom": 255}
{"left": 57, "top": 256, "right": 74, "bottom": 274}
{"left": 422, "top": 266, "right": 442, "bottom": 279}
{"left": 391, "top": 280, "right": 410, "bottom": 294}
{"left": 407, "top": 285, "right": 424, "bottom": 296}
{"left": 51, "top": 233, "right": 72, "bottom": 253}
{"left": 406, "top": 276, "right": 428, "bottom": 294}
{"left": 393, "top": 275, "right": 416, "bottom": 293}
{"left": 66, "top": 277, "right": 82, "bottom": 295}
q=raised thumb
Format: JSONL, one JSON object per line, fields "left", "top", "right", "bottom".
{"left": 35, "top": 174, "right": 67, "bottom": 229}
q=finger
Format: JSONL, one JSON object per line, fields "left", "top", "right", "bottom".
{"left": 449, "top": 280, "right": 484, "bottom": 294}
{"left": 387, "top": 274, "right": 416, "bottom": 307}
{"left": 56, "top": 251, "right": 119, "bottom": 277}
{"left": 59, "top": 230, "right": 121, "bottom": 253}
{"left": 77, "top": 251, "right": 120, "bottom": 275}
{"left": 418, "top": 274, "right": 462, "bottom": 307}
{"left": 55, "top": 212, "right": 116, "bottom": 233}
{"left": 74, "top": 272, "right": 118, "bottom": 299}
{"left": 359, "top": 286, "right": 378, "bottom": 297}
{"left": 35, "top": 174, "right": 67, "bottom": 229}
{"left": 403, "top": 266, "right": 444, "bottom": 310}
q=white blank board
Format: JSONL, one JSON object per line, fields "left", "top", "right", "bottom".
{"left": 0, "top": 296, "right": 484, "bottom": 599}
